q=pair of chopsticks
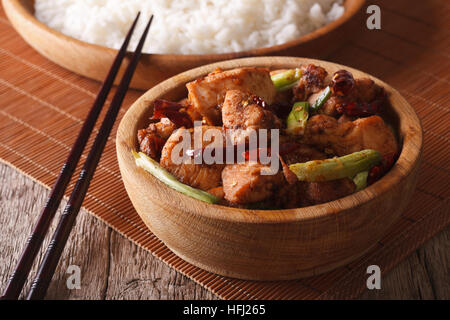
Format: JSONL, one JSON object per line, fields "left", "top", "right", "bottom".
{"left": 1, "top": 13, "right": 153, "bottom": 300}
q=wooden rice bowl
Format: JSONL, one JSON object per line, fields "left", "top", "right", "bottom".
{"left": 3, "top": 0, "right": 365, "bottom": 90}
{"left": 116, "top": 57, "right": 423, "bottom": 280}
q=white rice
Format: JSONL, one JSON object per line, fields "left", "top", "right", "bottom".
{"left": 35, "top": 0, "right": 345, "bottom": 55}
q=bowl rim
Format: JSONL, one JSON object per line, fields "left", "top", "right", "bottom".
{"left": 8, "top": 0, "right": 365, "bottom": 59}
{"left": 116, "top": 56, "right": 423, "bottom": 225}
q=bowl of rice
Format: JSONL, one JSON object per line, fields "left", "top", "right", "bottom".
{"left": 2, "top": 0, "right": 365, "bottom": 89}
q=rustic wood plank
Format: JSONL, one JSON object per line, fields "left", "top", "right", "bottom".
{"left": 0, "top": 162, "right": 216, "bottom": 300}
{"left": 0, "top": 162, "right": 448, "bottom": 299}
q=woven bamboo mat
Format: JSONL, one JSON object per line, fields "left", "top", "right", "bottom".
{"left": 0, "top": 0, "right": 449, "bottom": 300}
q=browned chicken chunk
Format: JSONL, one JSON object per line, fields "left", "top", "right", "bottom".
{"left": 137, "top": 118, "right": 177, "bottom": 160}
{"left": 293, "top": 64, "right": 328, "bottom": 101}
{"left": 281, "top": 144, "right": 327, "bottom": 165}
{"left": 273, "top": 182, "right": 304, "bottom": 209}
{"left": 303, "top": 178, "right": 356, "bottom": 205}
{"left": 186, "top": 68, "right": 277, "bottom": 125}
{"left": 222, "top": 90, "right": 282, "bottom": 145}
{"left": 160, "top": 126, "right": 225, "bottom": 191}
{"left": 305, "top": 114, "right": 399, "bottom": 156}
{"left": 314, "top": 94, "right": 345, "bottom": 117}
{"left": 222, "top": 162, "right": 285, "bottom": 204}
{"left": 207, "top": 186, "right": 225, "bottom": 200}
{"left": 348, "top": 78, "right": 382, "bottom": 102}
{"left": 311, "top": 78, "right": 385, "bottom": 117}
{"left": 274, "top": 177, "right": 355, "bottom": 208}
{"left": 150, "top": 118, "right": 177, "bottom": 139}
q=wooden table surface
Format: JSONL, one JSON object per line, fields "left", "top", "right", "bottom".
{"left": 0, "top": 162, "right": 448, "bottom": 299}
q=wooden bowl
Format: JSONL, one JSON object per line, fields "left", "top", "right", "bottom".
{"left": 116, "top": 57, "right": 423, "bottom": 281}
{"left": 3, "top": 0, "right": 365, "bottom": 90}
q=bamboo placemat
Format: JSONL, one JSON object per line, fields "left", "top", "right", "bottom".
{"left": 0, "top": 0, "right": 449, "bottom": 300}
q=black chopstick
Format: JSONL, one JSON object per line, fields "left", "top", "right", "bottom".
{"left": 25, "top": 15, "right": 153, "bottom": 300}
{"left": 0, "top": 13, "right": 145, "bottom": 300}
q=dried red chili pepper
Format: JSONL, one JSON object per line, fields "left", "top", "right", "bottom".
{"left": 367, "top": 153, "right": 397, "bottom": 185}
{"left": 152, "top": 99, "right": 184, "bottom": 113}
{"left": 336, "top": 89, "right": 387, "bottom": 118}
{"left": 331, "top": 70, "right": 355, "bottom": 97}
{"left": 367, "top": 164, "right": 383, "bottom": 185}
{"left": 151, "top": 99, "right": 194, "bottom": 128}
{"left": 382, "top": 153, "right": 396, "bottom": 170}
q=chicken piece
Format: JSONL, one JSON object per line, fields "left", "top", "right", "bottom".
{"left": 274, "top": 181, "right": 304, "bottom": 209}
{"left": 316, "top": 94, "right": 345, "bottom": 117}
{"left": 305, "top": 114, "right": 398, "bottom": 157}
{"left": 293, "top": 64, "right": 328, "bottom": 101}
{"left": 150, "top": 118, "right": 177, "bottom": 139}
{"left": 222, "top": 162, "right": 285, "bottom": 204}
{"left": 274, "top": 177, "right": 355, "bottom": 208}
{"left": 312, "top": 78, "right": 385, "bottom": 117}
{"left": 348, "top": 78, "right": 381, "bottom": 102}
{"left": 338, "top": 114, "right": 353, "bottom": 124}
{"left": 186, "top": 68, "right": 277, "bottom": 125}
{"left": 222, "top": 90, "right": 282, "bottom": 145}
{"left": 137, "top": 118, "right": 177, "bottom": 160}
{"left": 207, "top": 186, "right": 232, "bottom": 206}
{"left": 137, "top": 130, "right": 165, "bottom": 160}
{"left": 207, "top": 186, "right": 225, "bottom": 200}
{"left": 303, "top": 178, "right": 356, "bottom": 205}
{"left": 281, "top": 144, "right": 327, "bottom": 165}
{"left": 160, "top": 126, "right": 225, "bottom": 191}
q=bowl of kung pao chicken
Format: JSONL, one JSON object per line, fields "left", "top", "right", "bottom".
{"left": 116, "top": 57, "right": 423, "bottom": 280}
